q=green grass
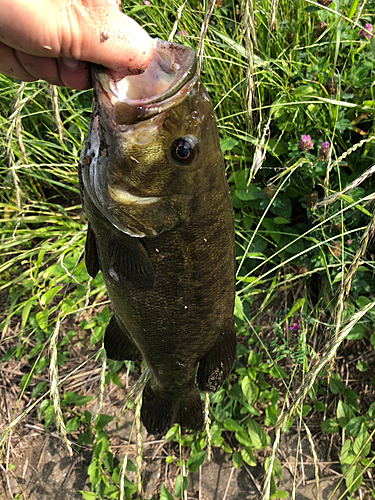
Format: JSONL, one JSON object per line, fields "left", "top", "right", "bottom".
{"left": 1, "top": 0, "right": 375, "bottom": 499}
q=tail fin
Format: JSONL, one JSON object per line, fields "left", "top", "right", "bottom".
{"left": 141, "top": 381, "right": 204, "bottom": 435}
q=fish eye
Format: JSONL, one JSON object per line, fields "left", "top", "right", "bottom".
{"left": 171, "top": 135, "right": 198, "bottom": 164}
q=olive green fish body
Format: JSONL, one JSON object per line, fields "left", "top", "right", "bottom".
{"left": 79, "top": 39, "right": 236, "bottom": 434}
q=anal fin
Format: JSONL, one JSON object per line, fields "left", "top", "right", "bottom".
{"left": 197, "top": 322, "right": 236, "bottom": 392}
{"left": 104, "top": 315, "right": 141, "bottom": 361}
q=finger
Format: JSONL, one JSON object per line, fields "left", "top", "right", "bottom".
{"left": 14, "top": 51, "right": 64, "bottom": 86}
{"left": 1, "top": 0, "right": 154, "bottom": 76}
{"left": 74, "top": 7, "right": 154, "bottom": 76}
{"left": 0, "top": 42, "right": 38, "bottom": 82}
{"left": 57, "top": 58, "right": 91, "bottom": 90}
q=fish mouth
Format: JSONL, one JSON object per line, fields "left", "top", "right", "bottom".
{"left": 92, "top": 38, "right": 197, "bottom": 126}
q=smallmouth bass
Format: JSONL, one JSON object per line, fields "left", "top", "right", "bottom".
{"left": 79, "top": 39, "right": 236, "bottom": 435}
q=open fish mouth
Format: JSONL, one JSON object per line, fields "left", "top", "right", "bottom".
{"left": 80, "top": 39, "right": 199, "bottom": 238}
{"left": 92, "top": 38, "right": 197, "bottom": 125}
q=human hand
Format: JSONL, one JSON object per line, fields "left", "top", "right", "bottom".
{"left": 0, "top": 0, "right": 154, "bottom": 89}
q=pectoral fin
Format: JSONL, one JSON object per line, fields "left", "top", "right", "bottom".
{"left": 109, "top": 234, "right": 155, "bottom": 289}
{"left": 197, "top": 322, "right": 236, "bottom": 392}
{"left": 85, "top": 223, "right": 100, "bottom": 278}
{"left": 104, "top": 315, "right": 141, "bottom": 361}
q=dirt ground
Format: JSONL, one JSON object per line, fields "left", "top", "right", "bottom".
{"left": 0, "top": 355, "right": 348, "bottom": 500}
{"left": 0, "top": 424, "right": 347, "bottom": 500}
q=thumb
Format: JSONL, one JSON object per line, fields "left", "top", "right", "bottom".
{"left": 65, "top": 0, "right": 154, "bottom": 76}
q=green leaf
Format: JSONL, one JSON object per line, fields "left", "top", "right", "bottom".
{"left": 232, "top": 451, "right": 243, "bottom": 468}
{"left": 222, "top": 442, "right": 232, "bottom": 453}
{"left": 40, "top": 286, "right": 61, "bottom": 306}
{"left": 275, "top": 491, "right": 289, "bottom": 499}
{"left": 265, "top": 405, "right": 278, "bottom": 426}
{"left": 79, "top": 492, "right": 97, "bottom": 500}
{"left": 174, "top": 474, "right": 188, "bottom": 497}
{"left": 81, "top": 410, "right": 92, "bottom": 424}
{"left": 346, "top": 324, "right": 367, "bottom": 340}
{"left": 345, "top": 417, "right": 366, "bottom": 437}
{"left": 224, "top": 418, "right": 243, "bottom": 432}
{"left": 241, "top": 376, "right": 257, "bottom": 405}
{"left": 241, "top": 447, "right": 257, "bottom": 466}
{"left": 63, "top": 392, "right": 94, "bottom": 406}
{"left": 273, "top": 458, "right": 283, "bottom": 480}
{"left": 44, "top": 405, "right": 55, "bottom": 431}
{"left": 220, "top": 137, "right": 238, "bottom": 152}
{"left": 282, "top": 417, "right": 293, "bottom": 433}
{"left": 235, "top": 429, "right": 253, "bottom": 447}
{"left": 31, "top": 381, "right": 48, "bottom": 399}
{"left": 95, "top": 414, "right": 114, "bottom": 432}
{"left": 264, "top": 457, "right": 282, "bottom": 480}
{"left": 269, "top": 365, "right": 287, "bottom": 379}
{"left": 282, "top": 298, "right": 305, "bottom": 323}
{"left": 103, "top": 451, "right": 114, "bottom": 473}
{"left": 313, "top": 401, "right": 326, "bottom": 412}
{"left": 302, "top": 404, "right": 312, "bottom": 416}
{"left": 187, "top": 451, "right": 206, "bottom": 472}
{"left": 36, "top": 309, "right": 49, "bottom": 332}
{"left": 353, "top": 423, "right": 371, "bottom": 457}
{"left": 66, "top": 417, "right": 79, "bottom": 433}
{"left": 21, "top": 299, "right": 36, "bottom": 333}
{"left": 345, "top": 465, "right": 363, "bottom": 494}
{"left": 160, "top": 484, "right": 174, "bottom": 500}
{"left": 340, "top": 439, "right": 355, "bottom": 466}
{"left": 90, "top": 327, "right": 105, "bottom": 347}
{"left": 294, "top": 85, "right": 316, "bottom": 97}
{"left": 337, "top": 401, "right": 355, "bottom": 428}
{"left": 321, "top": 419, "right": 339, "bottom": 434}
{"left": 165, "top": 424, "right": 178, "bottom": 441}
{"left": 235, "top": 188, "right": 259, "bottom": 201}
{"left": 347, "top": 0, "right": 360, "bottom": 18}
{"left": 273, "top": 217, "right": 289, "bottom": 224}
{"left": 234, "top": 294, "right": 244, "bottom": 320}
{"left": 371, "top": 37, "right": 375, "bottom": 59}
{"left": 1, "top": 346, "right": 17, "bottom": 362}
{"left": 247, "top": 418, "right": 268, "bottom": 449}
{"left": 329, "top": 374, "right": 343, "bottom": 394}
{"left": 357, "top": 360, "right": 369, "bottom": 372}
{"left": 38, "top": 399, "right": 50, "bottom": 420}
{"left": 89, "top": 465, "right": 100, "bottom": 489}
{"left": 368, "top": 402, "right": 375, "bottom": 419}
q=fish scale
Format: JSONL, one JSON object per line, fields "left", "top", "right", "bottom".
{"left": 79, "top": 38, "right": 236, "bottom": 435}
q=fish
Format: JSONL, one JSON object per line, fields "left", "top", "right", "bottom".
{"left": 78, "top": 38, "right": 236, "bottom": 435}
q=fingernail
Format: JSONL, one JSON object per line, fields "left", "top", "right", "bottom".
{"left": 61, "top": 57, "right": 80, "bottom": 69}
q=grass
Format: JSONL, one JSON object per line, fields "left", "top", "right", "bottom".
{"left": 1, "top": 0, "right": 375, "bottom": 498}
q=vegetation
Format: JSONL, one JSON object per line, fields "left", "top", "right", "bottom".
{"left": 1, "top": 0, "right": 375, "bottom": 498}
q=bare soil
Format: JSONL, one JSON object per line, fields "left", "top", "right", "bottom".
{"left": 0, "top": 354, "right": 347, "bottom": 500}
{"left": 1, "top": 296, "right": 374, "bottom": 499}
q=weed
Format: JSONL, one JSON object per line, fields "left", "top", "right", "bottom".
{"left": 1, "top": 0, "right": 375, "bottom": 498}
